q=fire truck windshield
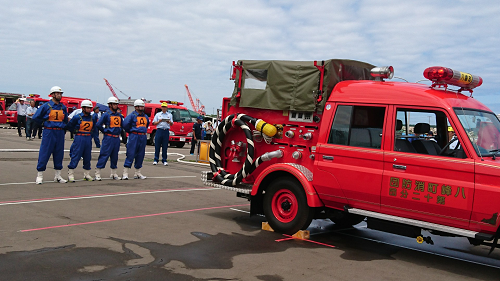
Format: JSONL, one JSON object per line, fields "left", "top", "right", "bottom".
{"left": 167, "top": 108, "right": 192, "bottom": 122}
{"left": 455, "top": 109, "right": 500, "bottom": 157}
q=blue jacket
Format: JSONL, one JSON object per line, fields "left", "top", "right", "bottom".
{"left": 32, "top": 100, "right": 68, "bottom": 128}
{"left": 65, "top": 113, "right": 95, "bottom": 134}
{"left": 123, "top": 111, "right": 149, "bottom": 134}
{"left": 97, "top": 110, "right": 123, "bottom": 135}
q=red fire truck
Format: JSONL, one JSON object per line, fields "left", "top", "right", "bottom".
{"left": 6, "top": 94, "right": 86, "bottom": 126}
{"left": 0, "top": 97, "right": 7, "bottom": 124}
{"left": 141, "top": 100, "right": 195, "bottom": 147}
{"left": 202, "top": 59, "right": 500, "bottom": 251}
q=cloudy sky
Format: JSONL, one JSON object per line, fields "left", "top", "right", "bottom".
{"left": 1, "top": 0, "right": 499, "bottom": 114}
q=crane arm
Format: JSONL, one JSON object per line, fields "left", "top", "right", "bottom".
{"left": 104, "top": 78, "right": 119, "bottom": 99}
{"left": 185, "top": 84, "right": 198, "bottom": 112}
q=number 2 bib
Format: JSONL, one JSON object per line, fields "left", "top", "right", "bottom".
{"left": 79, "top": 121, "right": 93, "bottom": 133}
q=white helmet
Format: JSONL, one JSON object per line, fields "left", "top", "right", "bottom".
{"left": 107, "top": 97, "right": 119, "bottom": 104}
{"left": 50, "top": 86, "right": 63, "bottom": 94}
{"left": 134, "top": 99, "right": 145, "bottom": 107}
{"left": 81, "top": 100, "right": 93, "bottom": 108}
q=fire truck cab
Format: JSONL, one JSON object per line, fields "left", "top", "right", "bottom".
{"left": 203, "top": 59, "right": 500, "bottom": 251}
{"left": 143, "top": 100, "right": 194, "bottom": 147}
{"left": 6, "top": 94, "right": 49, "bottom": 126}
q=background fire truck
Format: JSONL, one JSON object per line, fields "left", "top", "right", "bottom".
{"left": 118, "top": 99, "right": 197, "bottom": 147}
{"left": 6, "top": 94, "right": 88, "bottom": 127}
{"left": 203, "top": 59, "right": 500, "bottom": 253}
{"left": 0, "top": 97, "right": 6, "bottom": 124}
{"left": 143, "top": 100, "right": 196, "bottom": 147}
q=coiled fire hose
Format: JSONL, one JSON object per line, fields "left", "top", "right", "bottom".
{"left": 209, "top": 114, "right": 282, "bottom": 186}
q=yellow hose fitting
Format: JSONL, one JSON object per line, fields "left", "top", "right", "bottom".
{"left": 255, "top": 119, "right": 277, "bottom": 137}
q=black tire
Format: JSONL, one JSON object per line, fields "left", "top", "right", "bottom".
{"left": 149, "top": 131, "right": 156, "bottom": 146}
{"left": 175, "top": 142, "right": 185, "bottom": 148}
{"left": 263, "top": 178, "right": 313, "bottom": 234}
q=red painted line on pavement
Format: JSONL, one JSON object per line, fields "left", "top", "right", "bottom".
{"left": 275, "top": 234, "right": 336, "bottom": 248}
{"left": 19, "top": 203, "right": 250, "bottom": 232}
{"left": 0, "top": 187, "right": 215, "bottom": 204}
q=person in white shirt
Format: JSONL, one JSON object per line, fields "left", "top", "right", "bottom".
{"left": 16, "top": 98, "right": 28, "bottom": 137}
{"left": 152, "top": 102, "right": 174, "bottom": 166}
{"left": 204, "top": 121, "right": 214, "bottom": 140}
{"left": 68, "top": 107, "right": 82, "bottom": 140}
{"left": 25, "top": 100, "right": 37, "bottom": 140}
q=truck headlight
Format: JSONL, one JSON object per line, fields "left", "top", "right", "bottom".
{"left": 187, "top": 132, "right": 193, "bottom": 137}
{"left": 170, "top": 131, "right": 175, "bottom": 136}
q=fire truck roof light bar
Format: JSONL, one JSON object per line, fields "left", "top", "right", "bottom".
{"left": 423, "top": 66, "right": 483, "bottom": 90}
{"left": 370, "top": 66, "right": 394, "bottom": 80}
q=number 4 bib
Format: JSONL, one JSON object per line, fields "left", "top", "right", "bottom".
{"left": 136, "top": 116, "right": 147, "bottom": 127}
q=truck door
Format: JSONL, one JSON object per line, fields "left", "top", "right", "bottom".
{"left": 381, "top": 107, "right": 474, "bottom": 229}
{"left": 315, "top": 104, "right": 387, "bottom": 211}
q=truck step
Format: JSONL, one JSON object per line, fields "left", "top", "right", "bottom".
{"left": 348, "top": 207, "right": 493, "bottom": 240}
{"left": 201, "top": 171, "right": 253, "bottom": 194}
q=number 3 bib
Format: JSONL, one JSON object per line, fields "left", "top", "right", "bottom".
{"left": 110, "top": 116, "right": 121, "bottom": 128}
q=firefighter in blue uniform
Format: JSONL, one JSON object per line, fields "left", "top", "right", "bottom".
{"left": 32, "top": 86, "right": 69, "bottom": 184}
{"left": 122, "top": 99, "right": 149, "bottom": 180}
{"left": 95, "top": 97, "right": 123, "bottom": 180}
{"left": 65, "top": 100, "right": 95, "bottom": 182}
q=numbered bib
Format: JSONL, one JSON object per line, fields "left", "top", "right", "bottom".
{"left": 136, "top": 116, "right": 147, "bottom": 127}
{"left": 110, "top": 116, "right": 121, "bottom": 128}
{"left": 79, "top": 121, "right": 93, "bottom": 133}
{"left": 48, "top": 110, "right": 64, "bottom": 122}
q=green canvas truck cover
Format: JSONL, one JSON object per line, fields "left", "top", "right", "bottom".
{"left": 230, "top": 59, "right": 375, "bottom": 112}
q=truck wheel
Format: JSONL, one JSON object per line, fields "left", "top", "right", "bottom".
{"left": 149, "top": 131, "right": 156, "bottom": 146}
{"left": 175, "top": 142, "right": 185, "bottom": 148}
{"left": 263, "top": 178, "right": 313, "bottom": 234}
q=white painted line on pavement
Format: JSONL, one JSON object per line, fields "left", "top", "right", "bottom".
{"left": 0, "top": 186, "right": 215, "bottom": 206}
{"left": 0, "top": 175, "right": 196, "bottom": 187}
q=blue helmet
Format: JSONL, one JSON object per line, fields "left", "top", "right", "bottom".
{"left": 197, "top": 116, "right": 203, "bottom": 120}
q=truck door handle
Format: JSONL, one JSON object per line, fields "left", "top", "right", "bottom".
{"left": 393, "top": 164, "right": 406, "bottom": 170}
{"left": 322, "top": 155, "right": 334, "bottom": 160}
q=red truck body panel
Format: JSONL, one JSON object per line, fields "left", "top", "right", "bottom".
{"left": 220, "top": 79, "right": 500, "bottom": 236}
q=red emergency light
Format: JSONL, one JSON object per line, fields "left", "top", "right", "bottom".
{"left": 159, "top": 100, "right": 184, "bottom": 106}
{"left": 423, "top": 66, "right": 483, "bottom": 90}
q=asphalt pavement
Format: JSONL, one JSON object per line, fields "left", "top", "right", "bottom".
{"left": 0, "top": 128, "right": 499, "bottom": 280}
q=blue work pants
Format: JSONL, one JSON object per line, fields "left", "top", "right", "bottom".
{"left": 26, "top": 118, "right": 33, "bottom": 138}
{"left": 124, "top": 133, "right": 147, "bottom": 169}
{"left": 92, "top": 130, "right": 100, "bottom": 148}
{"left": 36, "top": 129, "right": 65, "bottom": 171}
{"left": 68, "top": 134, "right": 92, "bottom": 170}
{"left": 96, "top": 134, "right": 121, "bottom": 169}
{"left": 154, "top": 129, "right": 170, "bottom": 163}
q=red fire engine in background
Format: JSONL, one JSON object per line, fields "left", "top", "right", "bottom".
{"left": 6, "top": 94, "right": 88, "bottom": 127}
{"left": 203, "top": 59, "right": 500, "bottom": 253}
{"left": 0, "top": 97, "right": 7, "bottom": 124}
{"left": 141, "top": 100, "right": 197, "bottom": 147}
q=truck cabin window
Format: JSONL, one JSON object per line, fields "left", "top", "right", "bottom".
{"left": 328, "top": 105, "right": 385, "bottom": 149}
{"left": 394, "top": 109, "right": 466, "bottom": 158}
{"left": 243, "top": 69, "right": 268, "bottom": 90}
{"left": 168, "top": 108, "right": 192, "bottom": 122}
{"left": 455, "top": 109, "right": 500, "bottom": 157}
